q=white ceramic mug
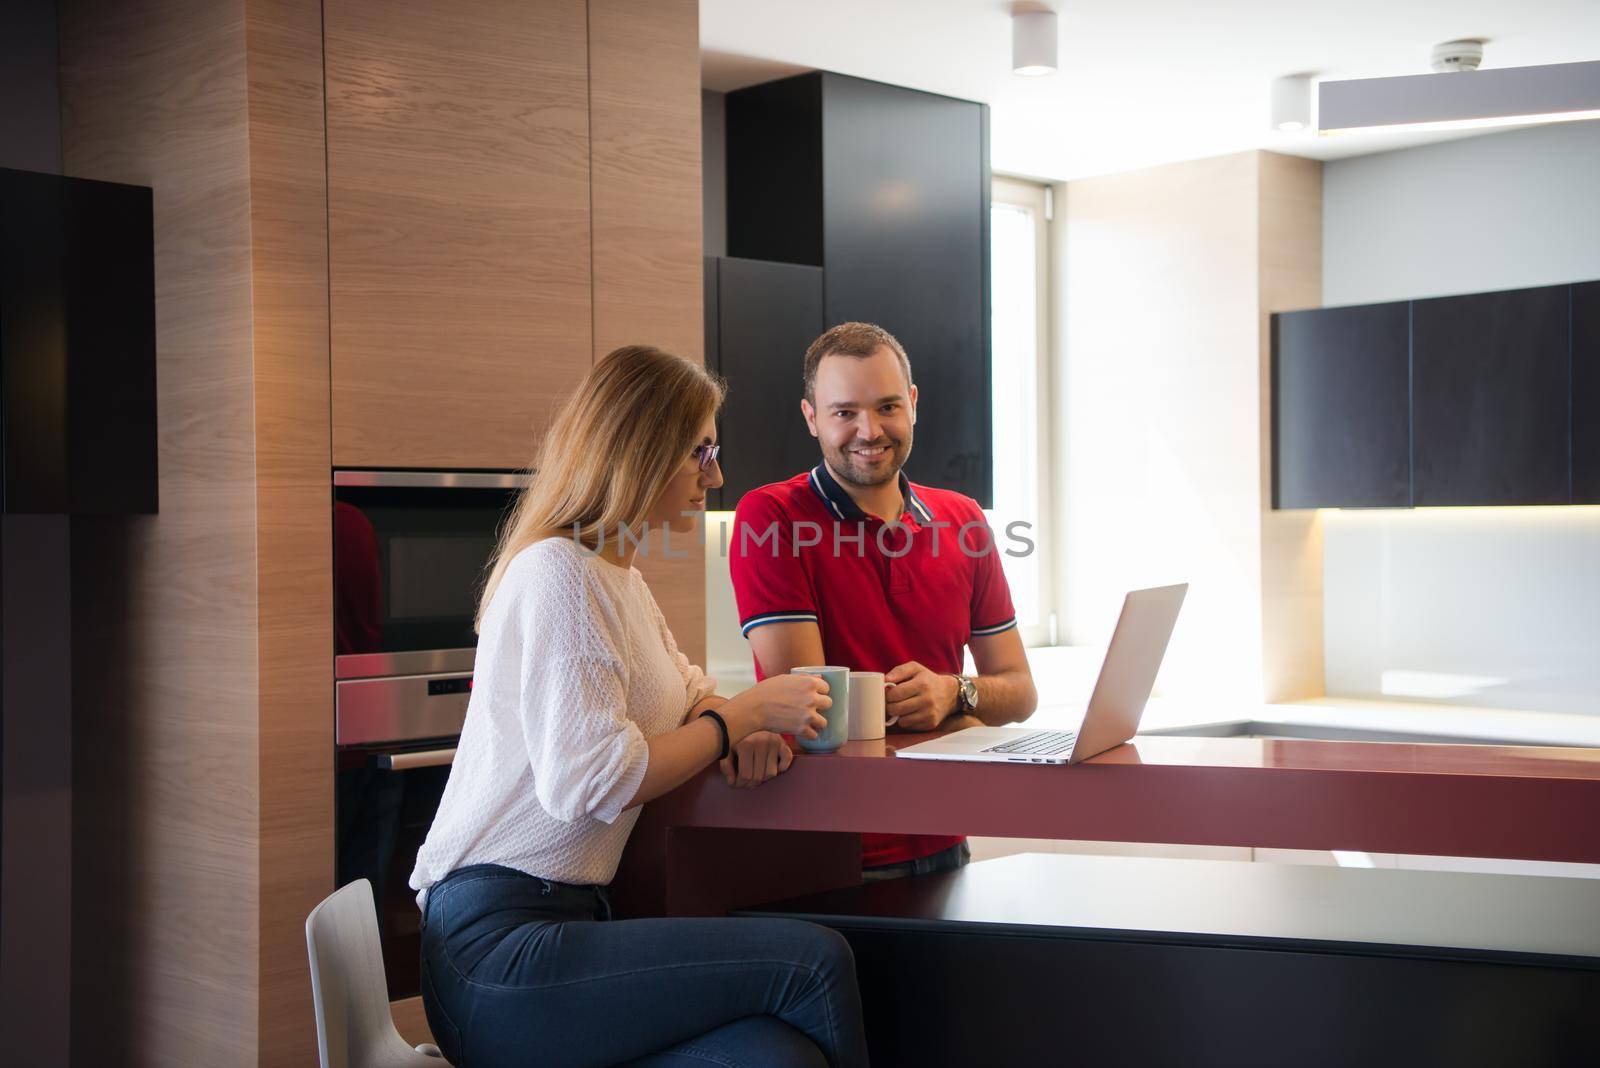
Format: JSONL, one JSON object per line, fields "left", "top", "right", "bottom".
{"left": 848, "top": 671, "right": 896, "bottom": 740}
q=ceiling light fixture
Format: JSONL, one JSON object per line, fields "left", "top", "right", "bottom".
{"left": 1271, "top": 74, "right": 1314, "bottom": 132}
{"left": 1012, "top": 9, "right": 1058, "bottom": 77}
{"left": 1319, "top": 42, "right": 1600, "bottom": 136}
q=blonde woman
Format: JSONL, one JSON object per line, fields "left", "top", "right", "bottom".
{"left": 410, "top": 346, "right": 868, "bottom": 1068}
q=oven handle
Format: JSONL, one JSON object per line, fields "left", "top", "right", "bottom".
{"left": 334, "top": 469, "right": 530, "bottom": 489}
{"left": 376, "top": 747, "right": 458, "bottom": 771}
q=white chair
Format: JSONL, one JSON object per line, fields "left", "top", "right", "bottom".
{"left": 306, "top": 878, "right": 449, "bottom": 1067}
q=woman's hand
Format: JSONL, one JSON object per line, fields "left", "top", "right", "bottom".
{"left": 721, "top": 730, "right": 795, "bottom": 789}
{"left": 722, "top": 674, "right": 830, "bottom": 740}
{"left": 752, "top": 673, "right": 831, "bottom": 738}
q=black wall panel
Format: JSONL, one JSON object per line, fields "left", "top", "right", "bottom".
{"left": 1573, "top": 282, "right": 1599, "bottom": 504}
{"left": 62, "top": 175, "right": 158, "bottom": 515}
{"left": 710, "top": 256, "right": 824, "bottom": 509}
{"left": 1, "top": 168, "right": 157, "bottom": 515}
{"left": 819, "top": 74, "right": 991, "bottom": 505}
{"left": 725, "top": 75, "right": 824, "bottom": 268}
{"left": 1412, "top": 285, "right": 1570, "bottom": 506}
{"left": 1, "top": 168, "right": 69, "bottom": 512}
{"left": 722, "top": 72, "right": 993, "bottom": 505}
{"left": 1273, "top": 302, "right": 1411, "bottom": 508}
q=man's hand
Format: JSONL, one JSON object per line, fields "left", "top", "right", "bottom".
{"left": 722, "top": 730, "right": 795, "bottom": 789}
{"left": 885, "top": 661, "right": 961, "bottom": 732}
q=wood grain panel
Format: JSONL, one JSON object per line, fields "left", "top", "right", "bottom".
{"left": 588, "top": 0, "right": 702, "bottom": 360}
{"left": 325, "top": 0, "right": 593, "bottom": 470}
{"left": 60, "top": 0, "right": 261, "bottom": 1062}
{"left": 243, "top": 0, "right": 333, "bottom": 1063}
{"left": 587, "top": 0, "right": 707, "bottom": 666}
{"left": 1256, "top": 151, "right": 1323, "bottom": 702}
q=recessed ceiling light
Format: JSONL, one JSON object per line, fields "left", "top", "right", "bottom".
{"left": 1012, "top": 10, "right": 1058, "bottom": 78}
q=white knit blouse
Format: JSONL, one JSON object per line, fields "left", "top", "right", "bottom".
{"left": 410, "top": 537, "right": 715, "bottom": 905}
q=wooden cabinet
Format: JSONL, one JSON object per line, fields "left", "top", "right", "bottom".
{"left": 725, "top": 73, "right": 993, "bottom": 504}
{"left": 707, "top": 256, "right": 825, "bottom": 509}
{"left": 588, "top": 0, "right": 702, "bottom": 362}
{"left": 55, "top": 0, "right": 707, "bottom": 1059}
{"left": 1412, "top": 285, "right": 1570, "bottom": 506}
{"left": 587, "top": 0, "right": 706, "bottom": 667}
{"left": 324, "top": 0, "right": 592, "bottom": 470}
{"left": 1574, "top": 282, "right": 1600, "bottom": 504}
{"left": 1272, "top": 302, "right": 1410, "bottom": 509}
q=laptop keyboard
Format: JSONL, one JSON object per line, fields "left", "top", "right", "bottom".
{"left": 980, "top": 730, "right": 1078, "bottom": 757}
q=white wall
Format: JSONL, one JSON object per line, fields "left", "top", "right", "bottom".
{"left": 1324, "top": 121, "right": 1600, "bottom": 306}
{"left": 1057, "top": 153, "right": 1268, "bottom": 702}
{"left": 1321, "top": 121, "right": 1600, "bottom": 716}
{"left": 705, "top": 511, "right": 757, "bottom": 692}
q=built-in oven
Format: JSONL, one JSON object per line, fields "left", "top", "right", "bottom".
{"left": 332, "top": 470, "right": 526, "bottom": 999}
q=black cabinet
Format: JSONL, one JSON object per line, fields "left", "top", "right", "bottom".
{"left": 1, "top": 167, "right": 157, "bottom": 515}
{"left": 1412, "top": 285, "right": 1570, "bottom": 506}
{"left": 726, "top": 77, "right": 823, "bottom": 269}
{"left": 741, "top": 854, "right": 1600, "bottom": 1068}
{"left": 1273, "top": 302, "right": 1411, "bottom": 508}
{"left": 1574, "top": 282, "right": 1600, "bottom": 504}
{"left": 818, "top": 76, "right": 992, "bottom": 502}
{"left": 706, "top": 256, "right": 825, "bottom": 509}
{"left": 1273, "top": 280, "right": 1596, "bottom": 510}
{"left": 725, "top": 72, "right": 992, "bottom": 505}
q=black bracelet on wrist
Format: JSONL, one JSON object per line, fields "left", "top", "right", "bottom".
{"left": 700, "top": 708, "right": 731, "bottom": 761}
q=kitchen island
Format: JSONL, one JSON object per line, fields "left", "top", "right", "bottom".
{"left": 611, "top": 726, "right": 1600, "bottom": 917}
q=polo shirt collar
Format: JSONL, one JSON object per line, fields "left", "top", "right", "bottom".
{"left": 808, "top": 463, "right": 936, "bottom": 525}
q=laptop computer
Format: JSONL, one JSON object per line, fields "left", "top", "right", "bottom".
{"left": 894, "top": 583, "right": 1187, "bottom": 766}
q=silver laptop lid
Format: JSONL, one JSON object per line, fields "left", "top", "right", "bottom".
{"left": 1069, "top": 583, "right": 1188, "bottom": 763}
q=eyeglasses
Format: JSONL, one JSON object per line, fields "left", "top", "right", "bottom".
{"left": 692, "top": 443, "right": 721, "bottom": 471}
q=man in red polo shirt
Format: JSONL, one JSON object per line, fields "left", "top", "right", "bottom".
{"left": 728, "top": 321, "right": 1039, "bottom": 879}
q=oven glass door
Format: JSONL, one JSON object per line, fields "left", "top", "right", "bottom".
{"left": 335, "top": 741, "right": 456, "bottom": 1001}
{"left": 334, "top": 471, "right": 522, "bottom": 674}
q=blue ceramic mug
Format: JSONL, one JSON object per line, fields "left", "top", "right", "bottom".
{"left": 790, "top": 666, "right": 850, "bottom": 753}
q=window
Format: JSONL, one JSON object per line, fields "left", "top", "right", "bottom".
{"left": 990, "top": 177, "right": 1054, "bottom": 646}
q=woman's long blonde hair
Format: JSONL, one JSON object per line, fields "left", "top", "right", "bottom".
{"left": 476, "top": 344, "right": 725, "bottom": 631}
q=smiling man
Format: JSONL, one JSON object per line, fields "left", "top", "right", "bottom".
{"left": 729, "top": 321, "right": 1039, "bottom": 879}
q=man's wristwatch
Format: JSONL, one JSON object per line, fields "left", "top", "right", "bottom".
{"left": 951, "top": 674, "right": 979, "bottom": 717}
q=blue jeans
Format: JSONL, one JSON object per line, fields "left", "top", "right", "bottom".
{"left": 419, "top": 864, "right": 869, "bottom": 1068}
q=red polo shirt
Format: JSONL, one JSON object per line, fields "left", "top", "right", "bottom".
{"left": 729, "top": 464, "right": 1018, "bottom": 868}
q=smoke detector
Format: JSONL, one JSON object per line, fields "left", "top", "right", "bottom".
{"left": 1431, "top": 40, "right": 1485, "bottom": 73}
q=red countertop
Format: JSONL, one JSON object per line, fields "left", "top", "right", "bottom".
{"left": 645, "top": 731, "right": 1600, "bottom": 864}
